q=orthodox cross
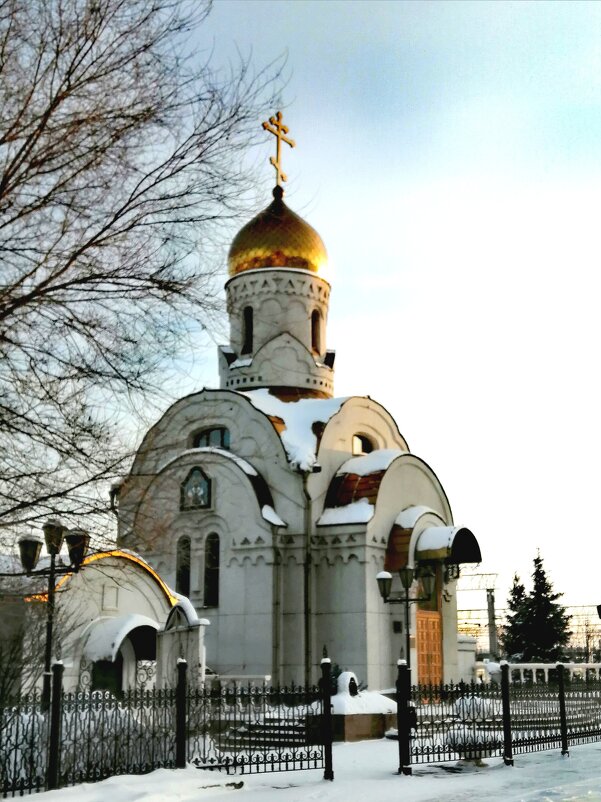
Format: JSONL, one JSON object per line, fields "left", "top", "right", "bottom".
{"left": 262, "top": 111, "right": 295, "bottom": 186}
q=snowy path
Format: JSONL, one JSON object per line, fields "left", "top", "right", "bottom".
{"left": 36, "top": 738, "right": 601, "bottom": 802}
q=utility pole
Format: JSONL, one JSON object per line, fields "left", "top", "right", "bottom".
{"left": 486, "top": 588, "right": 498, "bottom": 659}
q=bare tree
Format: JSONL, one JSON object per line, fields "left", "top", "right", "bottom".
{"left": 0, "top": 0, "right": 279, "bottom": 540}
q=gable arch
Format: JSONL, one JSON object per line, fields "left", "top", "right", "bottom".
{"left": 128, "top": 389, "right": 288, "bottom": 477}
{"left": 370, "top": 453, "right": 453, "bottom": 538}
{"left": 131, "top": 448, "right": 280, "bottom": 555}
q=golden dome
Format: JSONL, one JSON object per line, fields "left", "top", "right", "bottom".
{"left": 228, "top": 187, "right": 327, "bottom": 277}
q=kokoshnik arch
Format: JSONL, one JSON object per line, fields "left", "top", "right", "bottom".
{"left": 115, "top": 112, "right": 482, "bottom": 688}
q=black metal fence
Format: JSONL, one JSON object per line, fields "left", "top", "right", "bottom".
{"left": 0, "top": 660, "right": 334, "bottom": 797}
{"left": 395, "top": 661, "right": 601, "bottom": 773}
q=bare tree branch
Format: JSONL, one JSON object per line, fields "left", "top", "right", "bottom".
{"left": 0, "top": 0, "right": 281, "bottom": 543}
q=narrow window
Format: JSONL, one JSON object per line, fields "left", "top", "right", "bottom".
{"left": 352, "top": 434, "right": 374, "bottom": 456}
{"left": 193, "top": 427, "right": 230, "bottom": 450}
{"left": 176, "top": 536, "right": 191, "bottom": 596}
{"left": 204, "top": 533, "right": 220, "bottom": 607}
{"left": 242, "top": 306, "right": 253, "bottom": 354}
{"left": 311, "top": 309, "right": 321, "bottom": 354}
{"left": 180, "top": 467, "right": 211, "bottom": 510}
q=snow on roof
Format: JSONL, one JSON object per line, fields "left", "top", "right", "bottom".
{"left": 261, "top": 505, "right": 286, "bottom": 527}
{"left": 240, "top": 389, "right": 348, "bottom": 471}
{"left": 82, "top": 614, "right": 159, "bottom": 662}
{"left": 337, "top": 448, "right": 405, "bottom": 476}
{"left": 158, "top": 446, "right": 258, "bottom": 476}
{"left": 394, "top": 505, "right": 439, "bottom": 529}
{"left": 415, "top": 526, "right": 458, "bottom": 553}
{"left": 318, "top": 498, "right": 374, "bottom": 526}
{"left": 229, "top": 356, "right": 253, "bottom": 369}
{"left": 170, "top": 592, "right": 201, "bottom": 626}
{"left": 416, "top": 525, "right": 481, "bottom": 564}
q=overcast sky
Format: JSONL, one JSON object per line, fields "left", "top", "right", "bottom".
{"left": 186, "top": 1, "right": 601, "bottom": 610}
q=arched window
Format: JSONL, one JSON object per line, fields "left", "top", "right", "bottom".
{"left": 180, "top": 467, "right": 211, "bottom": 510}
{"left": 311, "top": 309, "right": 322, "bottom": 354}
{"left": 193, "top": 427, "right": 230, "bottom": 449}
{"left": 204, "top": 533, "right": 220, "bottom": 607}
{"left": 176, "top": 536, "right": 191, "bottom": 596}
{"left": 241, "top": 306, "right": 253, "bottom": 354}
{"left": 352, "top": 434, "right": 374, "bottom": 456}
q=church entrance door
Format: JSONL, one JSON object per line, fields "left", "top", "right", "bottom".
{"left": 416, "top": 610, "right": 443, "bottom": 685}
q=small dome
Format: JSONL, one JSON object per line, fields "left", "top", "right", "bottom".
{"left": 228, "top": 187, "right": 327, "bottom": 277}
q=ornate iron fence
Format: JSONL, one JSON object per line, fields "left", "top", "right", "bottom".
{"left": 395, "top": 662, "right": 601, "bottom": 772}
{"left": 186, "top": 681, "right": 325, "bottom": 773}
{"left": 0, "top": 660, "right": 333, "bottom": 797}
{"left": 409, "top": 680, "right": 504, "bottom": 765}
{"left": 57, "top": 688, "right": 177, "bottom": 786}
{"left": 0, "top": 690, "right": 48, "bottom": 797}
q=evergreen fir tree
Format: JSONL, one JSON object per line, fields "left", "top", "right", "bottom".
{"left": 521, "top": 554, "right": 571, "bottom": 661}
{"left": 501, "top": 554, "right": 571, "bottom": 661}
{"left": 501, "top": 574, "right": 528, "bottom": 659}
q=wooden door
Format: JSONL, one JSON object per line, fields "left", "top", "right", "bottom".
{"left": 416, "top": 610, "right": 443, "bottom": 685}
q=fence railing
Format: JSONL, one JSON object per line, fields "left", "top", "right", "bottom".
{"left": 0, "top": 659, "right": 334, "bottom": 797}
{"left": 394, "top": 660, "right": 601, "bottom": 772}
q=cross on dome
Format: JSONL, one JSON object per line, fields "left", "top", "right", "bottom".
{"left": 262, "top": 111, "right": 295, "bottom": 187}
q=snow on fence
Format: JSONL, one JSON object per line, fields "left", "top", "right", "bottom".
{"left": 0, "top": 661, "right": 334, "bottom": 797}
{"left": 393, "top": 662, "right": 601, "bottom": 770}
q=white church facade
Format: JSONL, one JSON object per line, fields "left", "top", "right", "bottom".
{"left": 115, "top": 114, "right": 482, "bottom": 690}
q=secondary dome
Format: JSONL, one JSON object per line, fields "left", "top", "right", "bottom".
{"left": 228, "top": 186, "right": 327, "bottom": 277}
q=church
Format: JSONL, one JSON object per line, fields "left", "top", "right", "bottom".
{"left": 116, "top": 112, "right": 482, "bottom": 691}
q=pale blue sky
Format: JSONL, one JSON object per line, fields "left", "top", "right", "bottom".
{"left": 183, "top": 1, "right": 601, "bottom": 609}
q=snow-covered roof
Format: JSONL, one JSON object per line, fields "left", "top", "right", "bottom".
{"left": 336, "top": 449, "right": 405, "bottom": 476}
{"left": 394, "top": 506, "right": 439, "bottom": 529}
{"left": 240, "top": 389, "right": 348, "bottom": 471}
{"left": 229, "top": 356, "right": 253, "bottom": 369}
{"left": 415, "top": 526, "right": 482, "bottom": 564}
{"left": 82, "top": 614, "right": 160, "bottom": 662}
{"left": 171, "top": 593, "right": 202, "bottom": 625}
{"left": 318, "top": 498, "right": 374, "bottom": 526}
{"left": 261, "top": 505, "right": 286, "bottom": 527}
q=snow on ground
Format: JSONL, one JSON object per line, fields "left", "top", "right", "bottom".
{"left": 36, "top": 738, "right": 601, "bottom": 802}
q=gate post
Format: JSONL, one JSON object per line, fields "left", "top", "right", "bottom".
{"left": 47, "top": 662, "right": 64, "bottom": 791}
{"left": 320, "top": 657, "right": 334, "bottom": 781}
{"left": 500, "top": 661, "right": 513, "bottom": 766}
{"left": 396, "top": 659, "right": 412, "bottom": 776}
{"left": 557, "top": 663, "right": 569, "bottom": 757}
{"left": 175, "top": 659, "right": 188, "bottom": 769}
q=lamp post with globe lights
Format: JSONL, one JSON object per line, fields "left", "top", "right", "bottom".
{"left": 376, "top": 565, "right": 436, "bottom": 672}
{"left": 2, "top": 520, "right": 90, "bottom": 708}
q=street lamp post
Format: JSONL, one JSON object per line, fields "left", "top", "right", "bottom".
{"left": 4, "top": 520, "right": 90, "bottom": 708}
{"left": 376, "top": 565, "right": 436, "bottom": 670}
{"left": 377, "top": 564, "right": 436, "bottom": 777}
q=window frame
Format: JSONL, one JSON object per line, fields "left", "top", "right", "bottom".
{"left": 204, "top": 532, "right": 220, "bottom": 607}
{"left": 175, "top": 535, "right": 191, "bottom": 596}
{"left": 352, "top": 433, "right": 375, "bottom": 456}
{"left": 192, "top": 427, "right": 231, "bottom": 450}
{"left": 241, "top": 305, "right": 253, "bottom": 355}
